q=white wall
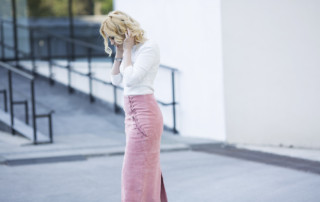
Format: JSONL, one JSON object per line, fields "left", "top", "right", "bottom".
{"left": 221, "top": 0, "right": 320, "bottom": 148}
{"left": 114, "top": 0, "right": 226, "bottom": 140}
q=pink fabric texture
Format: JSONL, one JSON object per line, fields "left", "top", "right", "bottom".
{"left": 121, "top": 93, "right": 168, "bottom": 202}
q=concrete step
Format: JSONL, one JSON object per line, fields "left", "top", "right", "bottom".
{"left": 0, "top": 143, "right": 190, "bottom": 165}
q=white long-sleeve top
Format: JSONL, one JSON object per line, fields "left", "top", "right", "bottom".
{"left": 110, "top": 39, "right": 160, "bottom": 95}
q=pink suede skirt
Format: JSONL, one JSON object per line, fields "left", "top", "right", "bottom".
{"left": 122, "top": 93, "right": 168, "bottom": 202}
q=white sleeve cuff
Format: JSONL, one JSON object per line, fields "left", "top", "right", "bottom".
{"left": 110, "top": 73, "right": 122, "bottom": 85}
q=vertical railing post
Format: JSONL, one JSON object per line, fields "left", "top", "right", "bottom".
{"left": 0, "top": 20, "right": 5, "bottom": 61}
{"left": 48, "top": 113, "right": 53, "bottom": 143}
{"left": 30, "top": 79, "right": 37, "bottom": 144}
{"left": 87, "top": 48, "right": 94, "bottom": 102}
{"left": 113, "top": 85, "right": 119, "bottom": 113}
{"left": 24, "top": 100, "right": 29, "bottom": 124}
{"left": 171, "top": 70, "right": 178, "bottom": 134}
{"left": 68, "top": 0, "right": 75, "bottom": 61}
{"left": 47, "top": 36, "right": 54, "bottom": 85}
{"left": 0, "top": 90, "right": 8, "bottom": 112}
{"left": 110, "top": 54, "right": 119, "bottom": 113}
{"left": 8, "top": 70, "right": 14, "bottom": 134}
{"left": 12, "top": 0, "right": 19, "bottom": 66}
{"left": 29, "top": 28, "right": 36, "bottom": 75}
{"left": 66, "top": 42, "right": 73, "bottom": 93}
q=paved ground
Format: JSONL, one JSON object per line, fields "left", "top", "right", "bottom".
{"left": 1, "top": 63, "right": 320, "bottom": 202}
{"left": 1, "top": 146, "right": 320, "bottom": 202}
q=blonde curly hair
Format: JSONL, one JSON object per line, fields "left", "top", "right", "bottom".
{"left": 99, "top": 10, "right": 147, "bottom": 56}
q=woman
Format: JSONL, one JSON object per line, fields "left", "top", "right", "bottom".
{"left": 100, "top": 10, "right": 168, "bottom": 202}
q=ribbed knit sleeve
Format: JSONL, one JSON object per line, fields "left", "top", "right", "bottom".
{"left": 110, "top": 72, "right": 123, "bottom": 85}
{"left": 122, "top": 44, "right": 159, "bottom": 87}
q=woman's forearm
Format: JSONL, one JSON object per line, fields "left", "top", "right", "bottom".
{"left": 111, "top": 51, "right": 123, "bottom": 75}
{"left": 123, "top": 49, "right": 132, "bottom": 71}
{"left": 111, "top": 60, "right": 121, "bottom": 75}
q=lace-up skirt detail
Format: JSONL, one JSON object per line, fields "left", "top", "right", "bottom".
{"left": 121, "top": 93, "right": 168, "bottom": 202}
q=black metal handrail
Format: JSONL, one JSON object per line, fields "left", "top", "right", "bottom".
{"left": 0, "top": 18, "right": 179, "bottom": 134}
{"left": 0, "top": 89, "right": 8, "bottom": 112}
{"left": 0, "top": 61, "right": 54, "bottom": 144}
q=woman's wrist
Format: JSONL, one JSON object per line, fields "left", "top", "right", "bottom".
{"left": 123, "top": 50, "right": 131, "bottom": 61}
{"left": 115, "top": 52, "right": 123, "bottom": 58}
{"left": 123, "top": 49, "right": 131, "bottom": 55}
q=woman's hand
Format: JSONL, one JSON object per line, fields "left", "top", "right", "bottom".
{"left": 123, "top": 29, "right": 134, "bottom": 51}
